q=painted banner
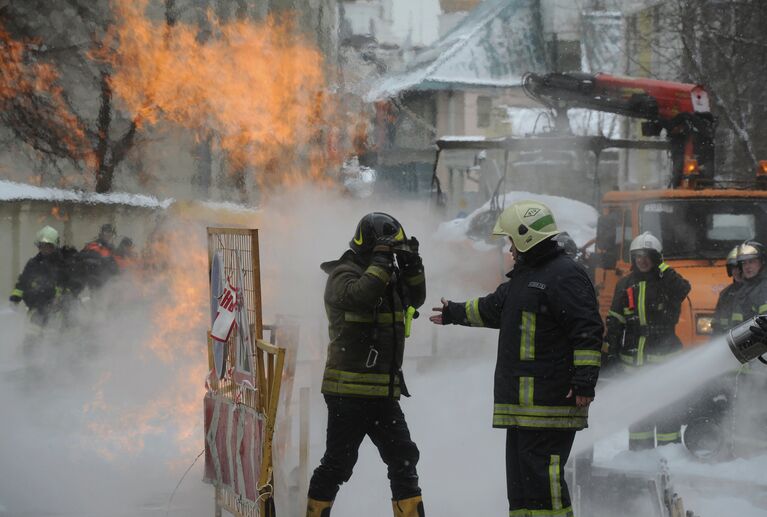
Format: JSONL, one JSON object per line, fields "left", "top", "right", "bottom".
{"left": 211, "top": 279, "right": 238, "bottom": 343}
{"left": 203, "top": 394, "right": 265, "bottom": 502}
{"left": 210, "top": 252, "right": 228, "bottom": 380}
{"left": 234, "top": 251, "right": 254, "bottom": 385}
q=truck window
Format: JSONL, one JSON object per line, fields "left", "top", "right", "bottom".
{"left": 639, "top": 200, "right": 767, "bottom": 259}
{"left": 622, "top": 210, "right": 633, "bottom": 263}
{"left": 597, "top": 208, "right": 631, "bottom": 266}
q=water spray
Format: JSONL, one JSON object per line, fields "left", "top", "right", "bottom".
{"left": 726, "top": 316, "right": 767, "bottom": 364}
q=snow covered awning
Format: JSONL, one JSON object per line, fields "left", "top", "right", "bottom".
{"left": 0, "top": 179, "right": 174, "bottom": 209}
{"left": 367, "top": 0, "right": 546, "bottom": 100}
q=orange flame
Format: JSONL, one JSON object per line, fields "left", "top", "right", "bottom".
{"left": 83, "top": 223, "right": 209, "bottom": 460}
{"left": 50, "top": 205, "right": 69, "bottom": 222}
{"left": 101, "top": 0, "right": 343, "bottom": 188}
{"left": 0, "top": 24, "right": 94, "bottom": 168}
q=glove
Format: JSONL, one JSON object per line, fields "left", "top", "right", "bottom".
{"left": 396, "top": 236, "right": 422, "bottom": 269}
{"left": 9, "top": 294, "right": 21, "bottom": 304}
{"left": 749, "top": 315, "right": 767, "bottom": 341}
{"left": 372, "top": 235, "right": 398, "bottom": 254}
{"left": 407, "top": 236, "right": 419, "bottom": 255}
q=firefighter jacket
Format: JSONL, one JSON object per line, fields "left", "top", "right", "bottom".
{"left": 712, "top": 281, "right": 742, "bottom": 334}
{"left": 606, "top": 263, "right": 691, "bottom": 367}
{"left": 442, "top": 242, "right": 603, "bottom": 431}
{"left": 729, "top": 269, "right": 767, "bottom": 325}
{"left": 11, "top": 251, "right": 69, "bottom": 311}
{"left": 320, "top": 250, "right": 426, "bottom": 399}
{"left": 80, "top": 239, "right": 118, "bottom": 289}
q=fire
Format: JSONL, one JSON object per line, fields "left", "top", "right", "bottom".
{"left": 0, "top": 23, "right": 94, "bottom": 169}
{"left": 83, "top": 222, "right": 210, "bottom": 460}
{"left": 102, "top": 0, "right": 343, "bottom": 188}
{"left": 50, "top": 205, "right": 69, "bottom": 222}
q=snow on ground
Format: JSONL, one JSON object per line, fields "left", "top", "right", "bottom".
{"left": 434, "top": 190, "right": 597, "bottom": 252}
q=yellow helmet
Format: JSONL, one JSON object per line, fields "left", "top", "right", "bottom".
{"left": 492, "top": 200, "right": 559, "bottom": 252}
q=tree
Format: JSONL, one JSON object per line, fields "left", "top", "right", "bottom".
{"left": 626, "top": 0, "right": 767, "bottom": 177}
{"left": 0, "top": 0, "right": 146, "bottom": 192}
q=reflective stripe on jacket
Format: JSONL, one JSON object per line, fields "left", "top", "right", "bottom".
{"left": 445, "top": 243, "right": 603, "bottom": 430}
{"left": 605, "top": 263, "right": 690, "bottom": 367}
{"left": 319, "top": 250, "right": 426, "bottom": 399}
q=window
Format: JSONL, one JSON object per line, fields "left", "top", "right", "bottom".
{"left": 477, "top": 96, "right": 492, "bottom": 128}
{"left": 640, "top": 199, "right": 767, "bottom": 259}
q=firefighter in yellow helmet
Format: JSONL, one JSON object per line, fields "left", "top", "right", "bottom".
{"left": 712, "top": 246, "right": 743, "bottom": 334}
{"left": 430, "top": 200, "right": 603, "bottom": 516}
{"left": 604, "top": 231, "right": 691, "bottom": 450}
{"left": 307, "top": 212, "right": 426, "bottom": 517}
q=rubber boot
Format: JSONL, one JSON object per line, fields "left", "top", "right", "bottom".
{"left": 392, "top": 495, "right": 425, "bottom": 517}
{"left": 306, "top": 497, "right": 333, "bottom": 517}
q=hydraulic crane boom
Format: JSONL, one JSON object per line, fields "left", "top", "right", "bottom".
{"left": 522, "top": 72, "right": 716, "bottom": 186}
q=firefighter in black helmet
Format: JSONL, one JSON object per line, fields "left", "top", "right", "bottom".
{"left": 429, "top": 200, "right": 603, "bottom": 517}
{"left": 307, "top": 212, "right": 426, "bottom": 517}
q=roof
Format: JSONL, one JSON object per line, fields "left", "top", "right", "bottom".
{"left": 0, "top": 179, "right": 265, "bottom": 216}
{"left": 0, "top": 179, "right": 174, "bottom": 209}
{"left": 367, "top": 0, "right": 546, "bottom": 100}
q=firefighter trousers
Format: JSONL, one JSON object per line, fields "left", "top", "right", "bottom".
{"left": 506, "top": 428, "right": 575, "bottom": 516}
{"left": 308, "top": 395, "right": 421, "bottom": 502}
{"left": 629, "top": 403, "right": 682, "bottom": 450}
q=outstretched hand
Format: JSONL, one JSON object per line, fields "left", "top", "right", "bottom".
{"left": 429, "top": 297, "right": 449, "bottom": 325}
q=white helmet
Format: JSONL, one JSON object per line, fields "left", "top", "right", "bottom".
{"left": 630, "top": 231, "right": 662, "bottom": 254}
{"left": 35, "top": 225, "right": 59, "bottom": 247}
{"left": 492, "top": 200, "right": 559, "bottom": 253}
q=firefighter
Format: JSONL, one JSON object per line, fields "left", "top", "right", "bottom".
{"left": 605, "top": 231, "right": 691, "bottom": 450}
{"left": 712, "top": 246, "right": 743, "bottom": 334}
{"left": 80, "top": 223, "right": 119, "bottom": 289}
{"left": 429, "top": 200, "right": 603, "bottom": 517}
{"left": 728, "top": 241, "right": 767, "bottom": 325}
{"left": 725, "top": 242, "right": 767, "bottom": 457}
{"left": 307, "top": 212, "right": 426, "bottom": 517}
{"left": 9, "top": 226, "right": 71, "bottom": 328}
{"left": 114, "top": 237, "right": 139, "bottom": 270}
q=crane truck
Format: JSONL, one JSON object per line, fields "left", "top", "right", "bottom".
{"left": 434, "top": 71, "right": 767, "bottom": 348}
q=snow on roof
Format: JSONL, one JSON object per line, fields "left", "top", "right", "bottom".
{"left": 435, "top": 190, "right": 597, "bottom": 251}
{"left": 0, "top": 179, "right": 174, "bottom": 209}
{"left": 367, "top": 0, "right": 546, "bottom": 100}
{"left": 440, "top": 135, "right": 490, "bottom": 142}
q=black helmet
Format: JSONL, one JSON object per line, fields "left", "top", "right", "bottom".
{"left": 99, "top": 223, "right": 116, "bottom": 237}
{"left": 349, "top": 212, "right": 406, "bottom": 255}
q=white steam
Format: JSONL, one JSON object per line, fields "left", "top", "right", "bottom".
{"left": 2, "top": 187, "right": 766, "bottom": 517}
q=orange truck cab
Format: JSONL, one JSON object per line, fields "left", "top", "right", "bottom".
{"left": 593, "top": 188, "right": 767, "bottom": 347}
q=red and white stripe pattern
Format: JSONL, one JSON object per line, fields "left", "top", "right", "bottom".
{"left": 203, "top": 394, "right": 265, "bottom": 502}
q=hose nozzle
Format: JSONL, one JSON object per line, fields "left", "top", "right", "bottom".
{"left": 726, "top": 316, "right": 767, "bottom": 364}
